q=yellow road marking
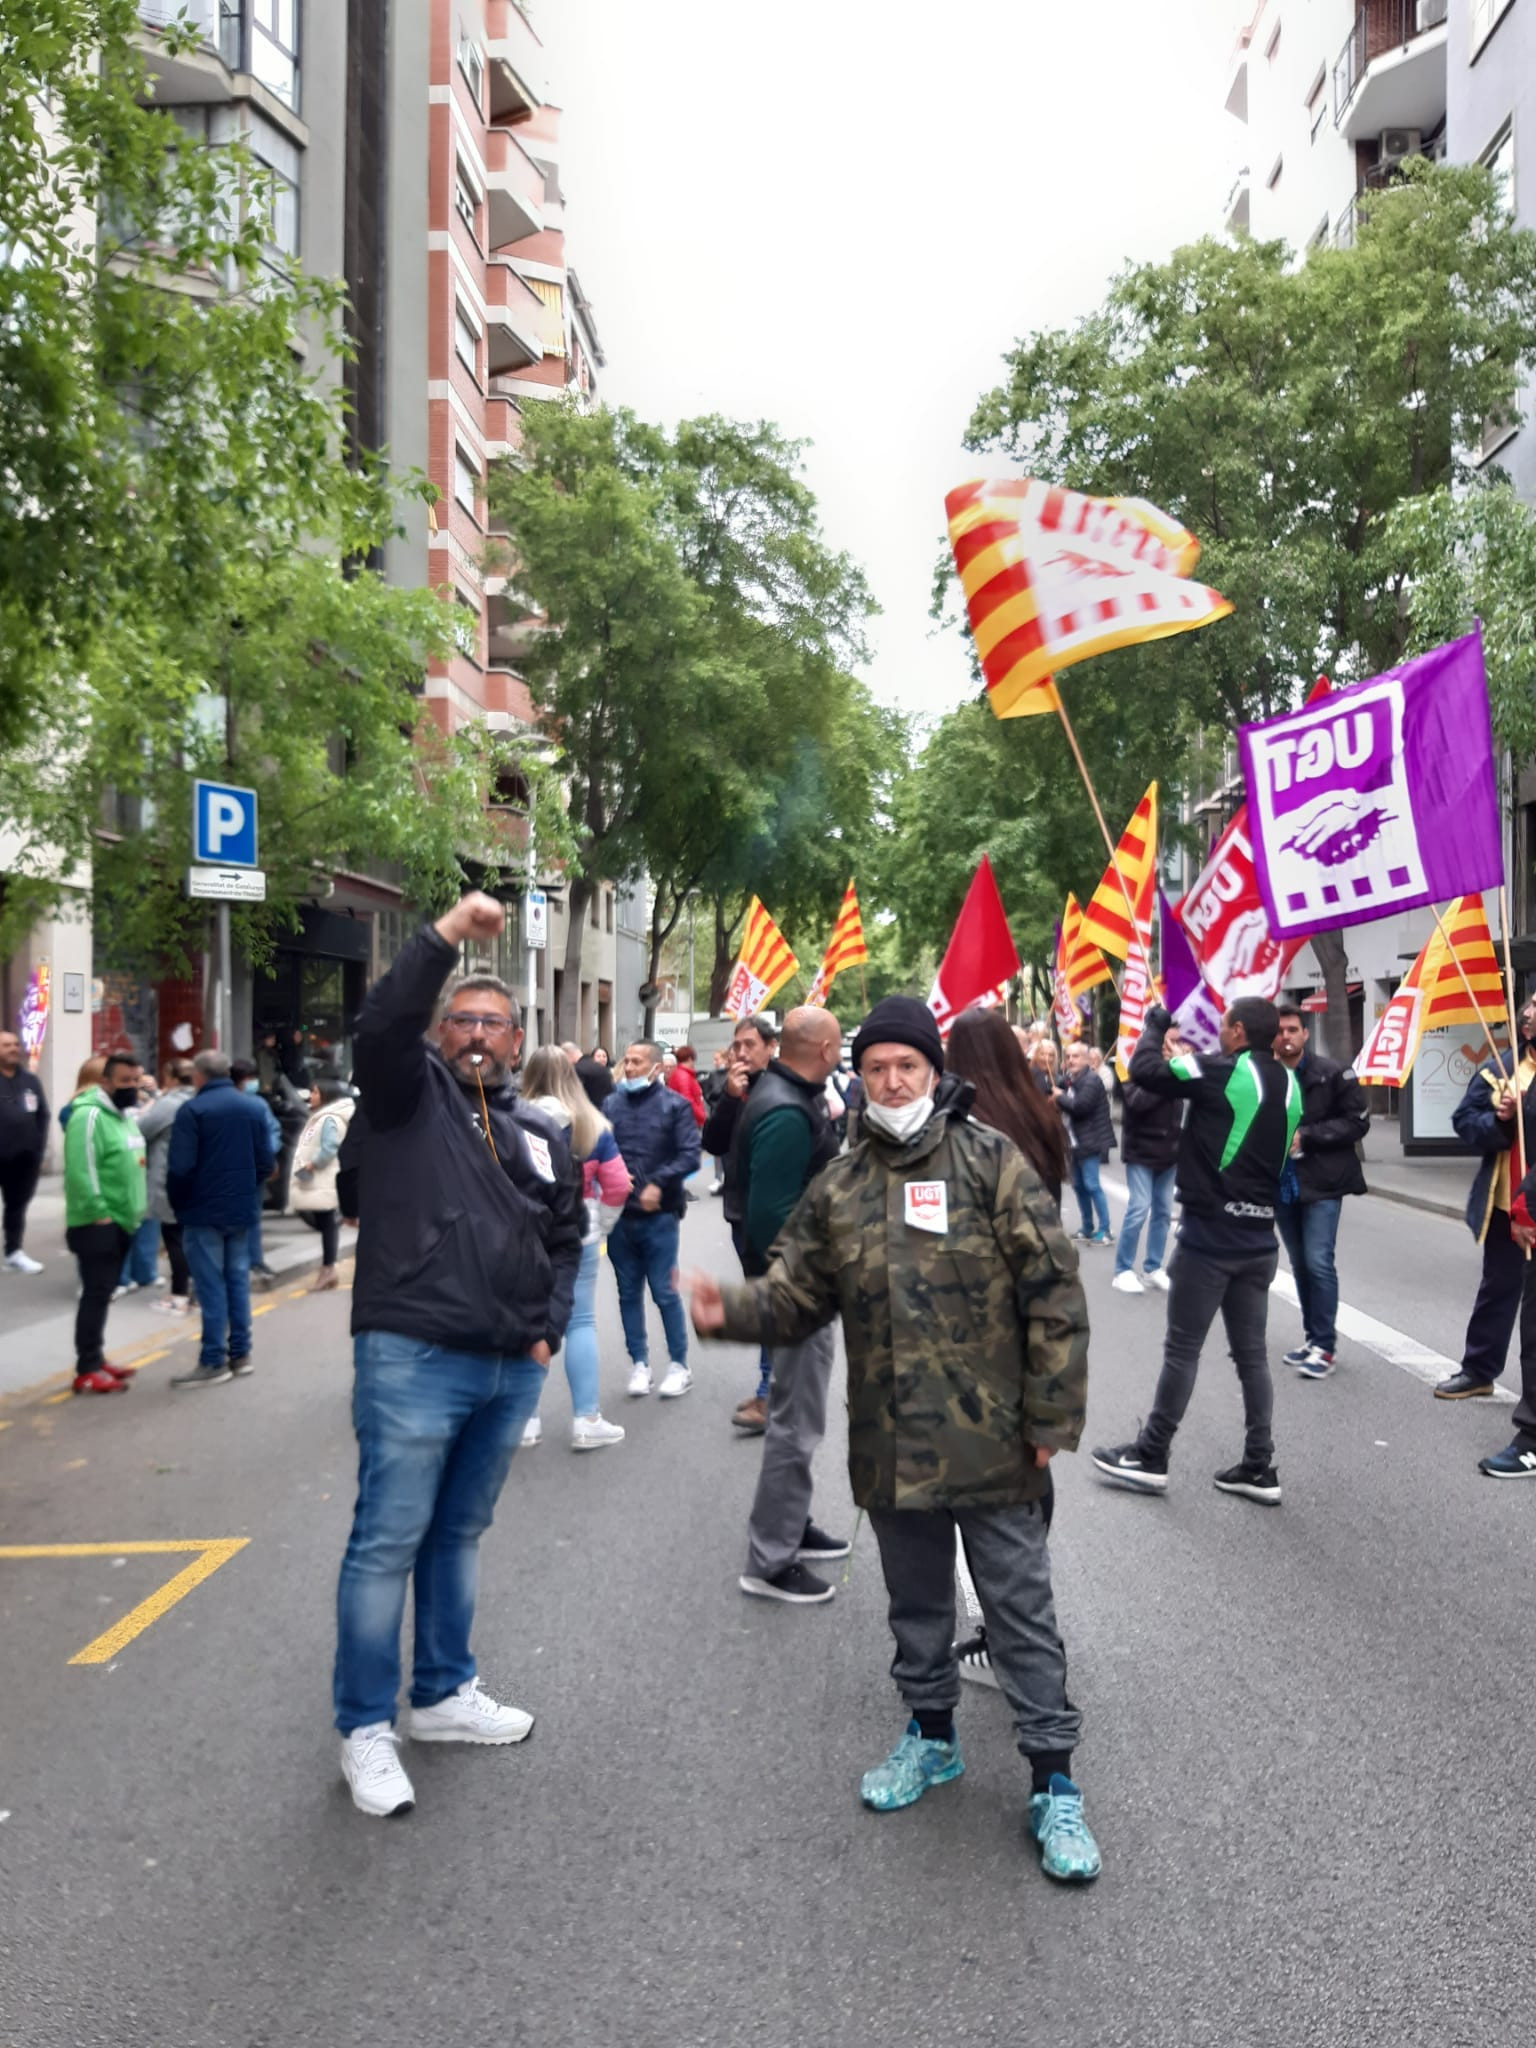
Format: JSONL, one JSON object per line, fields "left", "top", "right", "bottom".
{"left": 42, "top": 1390, "right": 74, "bottom": 1406}
{"left": 0, "top": 1420, "right": 11, "bottom": 1431}
{"left": 128, "top": 1350, "right": 169, "bottom": 1368}
{"left": 0, "top": 1540, "right": 250, "bottom": 1664}
{"left": 251, "top": 1302, "right": 277, "bottom": 1317}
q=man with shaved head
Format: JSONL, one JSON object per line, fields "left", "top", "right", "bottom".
{"left": 730, "top": 1005, "right": 850, "bottom": 1603}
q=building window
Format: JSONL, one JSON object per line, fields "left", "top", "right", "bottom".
{"left": 1264, "top": 21, "right": 1281, "bottom": 63}
{"left": 459, "top": 34, "right": 485, "bottom": 113}
{"left": 452, "top": 594, "right": 480, "bottom": 660}
{"left": 1266, "top": 154, "right": 1284, "bottom": 190}
{"left": 605, "top": 889, "right": 614, "bottom": 934}
{"left": 256, "top": 158, "right": 299, "bottom": 258}
{"left": 251, "top": 0, "right": 300, "bottom": 112}
{"left": 455, "top": 177, "right": 479, "bottom": 238}
{"left": 1470, "top": 0, "right": 1515, "bottom": 61}
{"left": 454, "top": 444, "right": 481, "bottom": 517}
{"left": 1309, "top": 213, "right": 1330, "bottom": 249}
{"left": 454, "top": 302, "right": 480, "bottom": 377}
{"left": 1305, "top": 67, "right": 1326, "bottom": 142}
{"left": 1482, "top": 119, "right": 1515, "bottom": 217}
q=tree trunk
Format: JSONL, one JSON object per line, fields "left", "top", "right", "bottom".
{"left": 556, "top": 877, "right": 592, "bottom": 1043}
{"left": 1310, "top": 927, "right": 1354, "bottom": 1063}
{"left": 708, "top": 896, "right": 734, "bottom": 1015}
{"left": 642, "top": 893, "right": 669, "bottom": 1039}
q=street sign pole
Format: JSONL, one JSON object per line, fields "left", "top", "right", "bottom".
{"left": 218, "top": 902, "right": 233, "bottom": 1054}
{"left": 526, "top": 840, "right": 538, "bottom": 1050}
{"left": 191, "top": 780, "right": 260, "bottom": 1054}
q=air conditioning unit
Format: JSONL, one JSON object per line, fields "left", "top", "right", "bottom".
{"left": 1380, "top": 128, "right": 1422, "bottom": 165}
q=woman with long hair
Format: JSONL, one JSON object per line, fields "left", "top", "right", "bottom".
{"left": 290, "top": 1078, "right": 357, "bottom": 1291}
{"left": 945, "top": 1008, "right": 1069, "bottom": 1212}
{"left": 518, "top": 1046, "right": 632, "bottom": 1450}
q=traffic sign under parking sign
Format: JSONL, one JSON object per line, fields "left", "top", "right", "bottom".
{"left": 193, "top": 780, "right": 258, "bottom": 868}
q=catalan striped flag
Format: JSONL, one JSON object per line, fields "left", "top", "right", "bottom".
{"left": 1358, "top": 896, "right": 1508, "bottom": 1086}
{"left": 805, "top": 881, "right": 868, "bottom": 1009}
{"left": 722, "top": 897, "right": 800, "bottom": 1020}
{"left": 1061, "top": 893, "right": 1113, "bottom": 999}
{"left": 945, "top": 480, "right": 1231, "bottom": 720}
{"left": 1080, "top": 783, "right": 1158, "bottom": 962}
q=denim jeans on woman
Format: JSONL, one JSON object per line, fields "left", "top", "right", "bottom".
{"left": 1070, "top": 1154, "right": 1112, "bottom": 1237}
{"left": 334, "top": 1331, "right": 545, "bottom": 1732}
{"left": 119, "top": 1214, "right": 161, "bottom": 1288}
{"left": 541, "top": 1234, "right": 601, "bottom": 1417}
{"left": 1114, "top": 1164, "right": 1175, "bottom": 1276}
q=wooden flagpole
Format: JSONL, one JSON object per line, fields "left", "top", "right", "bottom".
{"left": 1051, "top": 693, "right": 1149, "bottom": 966}
{"left": 1429, "top": 902, "right": 1508, "bottom": 1077}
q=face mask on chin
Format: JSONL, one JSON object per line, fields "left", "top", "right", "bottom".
{"left": 619, "top": 1071, "right": 657, "bottom": 1094}
{"left": 863, "top": 1093, "right": 935, "bottom": 1144}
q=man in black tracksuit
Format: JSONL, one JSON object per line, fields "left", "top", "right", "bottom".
{"left": 701, "top": 1014, "right": 778, "bottom": 1428}
{"left": 330, "top": 892, "right": 584, "bottom": 1819}
{"left": 1273, "top": 1003, "right": 1369, "bottom": 1379}
{"left": 734, "top": 1007, "right": 848, "bottom": 1605}
{"left": 1092, "top": 999, "right": 1301, "bottom": 1504}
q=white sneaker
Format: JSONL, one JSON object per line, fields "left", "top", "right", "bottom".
{"left": 1111, "top": 1271, "right": 1145, "bottom": 1295}
{"left": 626, "top": 1362, "right": 653, "bottom": 1397}
{"left": 657, "top": 1363, "right": 693, "bottom": 1399}
{"left": 571, "top": 1413, "right": 625, "bottom": 1451}
{"left": 1145, "top": 1269, "right": 1171, "bottom": 1292}
{"left": 340, "top": 1723, "right": 416, "bottom": 1817}
{"left": 154, "top": 1295, "right": 192, "bottom": 1317}
{"left": 521, "top": 1414, "right": 542, "bottom": 1447}
{"left": 4, "top": 1250, "right": 43, "bottom": 1274}
{"left": 110, "top": 1282, "right": 138, "bottom": 1301}
{"left": 408, "top": 1677, "right": 533, "bottom": 1745}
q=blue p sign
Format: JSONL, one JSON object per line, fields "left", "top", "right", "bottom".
{"left": 193, "top": 780, "right": 259, "bottom": 868}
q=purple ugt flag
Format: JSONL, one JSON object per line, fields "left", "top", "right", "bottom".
{"left": 1238, "top": 629, "right": 1502, "bottom": 941}
{"left": 1158, "top": 891, "right": 1223, "bottom": 1051}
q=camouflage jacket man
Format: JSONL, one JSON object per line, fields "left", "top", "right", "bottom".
{"left": 713, "top": 1074, "right": 1089, "bottom": 1511}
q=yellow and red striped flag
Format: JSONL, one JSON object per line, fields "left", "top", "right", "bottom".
{"left": 722, "top": 897, "right": 800, "bottom": 1020}
{"left": 805, "top": 881, "right": 868, "bottom": 1009}
{"left": 1060, "top": 893, "right": 1113, "bottom": 999}
{"left": 1357, "top": 895, "right": 1508, "bottom": 1086}
{"left": 945, "top": 480, "right": 1231, "bottom": 720}
{"left": 1080, "top": 783, "right": 1158, "bottom": 962}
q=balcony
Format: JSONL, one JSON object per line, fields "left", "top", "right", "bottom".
{"left": 1333, "top": 0, "right": 1447, "bottom": 143}
{"left": 484, "top": 129, "right": 543, "bottom": 250}
{"left": 483, "top": 262, "right": 544, "bottom": 375}
{"left": 135, "top": 0, "right": 241, "bottom": 104}
{"left": 486, "top": 588, "right": 547, "bottom": 665}
{"left": 486, "top": 0, "right": 546, "bottom": 121}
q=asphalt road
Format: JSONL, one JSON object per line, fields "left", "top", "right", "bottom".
{"left": 3, "top": 1183, "right": 1534, "bottom": 2048}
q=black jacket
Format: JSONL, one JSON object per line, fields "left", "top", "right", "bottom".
{"left": 0, "top": 1066, "right": 49, "bottom": 1160}
{"left": 1129, "top": 1007, "right": 1300, "bottom": 1232}
{"left": 703, "top": 1079, "right": 755, "bottom": 1224}
{"left": 734, "top": 1060, "right": 842, "bottom": 1275}
{"left": 1286, "top": 1052, "right": 1369, "bottom": 1203}
{"left": 1453, "top": 1048, "right": 1536, "bottom": 1241}
{"left": 603, "top": 1079, "right": 701, "bottom": 1218}
{"left": 1118, "top": 1078, "right": 1182, "bottom": 1174}
{"left": 339, "top": 926, "right": 584, "bottom": 1356}
{"left": 1056, "top": 1069, "right": 1115, "bottom": 1161}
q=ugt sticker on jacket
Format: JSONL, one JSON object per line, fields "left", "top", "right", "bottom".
{"left": 904, "top": 1181, "right": 948, "bottom": 1234}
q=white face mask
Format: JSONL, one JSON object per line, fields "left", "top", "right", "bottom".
{"left": 863, "top": 1093, "right": 936, "bottom": 1144}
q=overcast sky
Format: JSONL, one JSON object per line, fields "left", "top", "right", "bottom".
{"left": 537, "top": 0, "right": 1248, "bottom": 730}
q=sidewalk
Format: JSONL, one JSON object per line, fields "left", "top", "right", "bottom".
{"left": 0, "top": 1177, "right": 353, "bottom": 1401}
{"left": 1360, "top": 1127, "right": 1470, "bottom": 1224}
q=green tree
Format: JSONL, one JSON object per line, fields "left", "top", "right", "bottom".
{"left": 934, "top": 162, "right": 1536, "bottom": 1056}
{"left": 1, "top": 2, "right": 535, "bottom": 974}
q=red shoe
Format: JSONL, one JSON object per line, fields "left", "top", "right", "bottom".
{"left": 73, "top": 1369, "right": 130, "bottom": 1395}
{"left": 100, "top": 1358, "right": 138, "bottom": 1379}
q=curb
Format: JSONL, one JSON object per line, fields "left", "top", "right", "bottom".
{"left": 1365, "top": 1184, "right": 1465, "bottom": 1225}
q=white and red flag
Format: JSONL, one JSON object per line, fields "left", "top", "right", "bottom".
{"left": 927, "top": 856, "right": 1021, "bottom": 1033}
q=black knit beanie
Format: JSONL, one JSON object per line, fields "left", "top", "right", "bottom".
{"left": 851, "top": 996, "right": 945, "bottom": 1076}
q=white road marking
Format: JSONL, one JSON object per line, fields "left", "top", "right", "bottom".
{"left": 1097, "top": 1172, "right": 1514, "bottom": 1404}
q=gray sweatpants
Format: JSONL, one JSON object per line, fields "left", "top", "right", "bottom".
{"left": 868, "top": 1500, "right": 1081, "bottom": 1762}
{"left": 745, "top": 1323, "right": 837, "bottom": 1578}
{"left": 1139, "top": 1239, "right": 1279, "bottom": 1468}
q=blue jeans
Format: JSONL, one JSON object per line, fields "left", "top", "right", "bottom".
{"left": 334, "top": 1331, "right": 545, "bottom": 1731}
{"left": 549, "top": 1236, "right": 601, "bottom": 1418}
{"left": 119, "top": 1215, "right": 161, "bottom": 1287}
{"left": 182, "top": 1224, "right": 253, "bottom": 1367}
{"left": 607, "top": 1211, "right": 687, "bottom": 1367}
{"left": 1276, "top": 1197, "right": 1342, "bottom": 1354}
{"left": 1115, "top": 1164, "right": 1175, "bottom": 1276}
{"left": 247, "top": 1219, "right": 265, "bottom": 1269}
{"left": 1070, "top": 1155, "right": 1112, "bottom": 1237}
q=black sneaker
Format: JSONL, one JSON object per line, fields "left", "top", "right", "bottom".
{"left": 739, "top": 1562, "right": 835, "bottom": 1604}
{"left": 228, "top": 1355, "right": 254, "bottom": 1378}
{"left": 955, "top": 1630, "right": 1000, "bottom": 1691}
{"left": 797, "top": 1519, "right": 851, "bottom": 1562}
{"left": 1090, "top": 1441, "right": 1168, "bottom": 1493}
{"left": 171, "top": 1361, "right": 233, "bottom": 1389}
{"left": 1213, "top": 1461, "right": 1282, "bottom": 1504}
{"left": 250, "top": 1264, "right": 277, "bottom": 1289}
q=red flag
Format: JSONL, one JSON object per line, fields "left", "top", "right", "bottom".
{"left": 927, "top": 857, "right": 1021, "bottom": 1031}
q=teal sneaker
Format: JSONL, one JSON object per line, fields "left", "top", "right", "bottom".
{"left": 859, "top": 1719, "right": 964, "bottom": 1811}
{"left": 1029, "top": 1773, "right": 1102, "bottom": 1882}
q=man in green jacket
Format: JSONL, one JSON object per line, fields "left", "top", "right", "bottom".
{"left": 63, "top": 1051, "right": 148, "bottom": 1393}
{"left": 689, "top": 996, "right": 1101, "bottom": 1884}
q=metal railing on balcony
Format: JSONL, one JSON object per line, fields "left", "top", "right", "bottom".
{"left": 138, "top": 0, "right": 242, "bottom": 68}
{"left": 1334, "top": 0, "right": 1448, "bottom": 128}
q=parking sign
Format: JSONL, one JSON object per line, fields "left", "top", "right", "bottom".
{"left": 193, "top": 780, "right": 258, "bottom": 868}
